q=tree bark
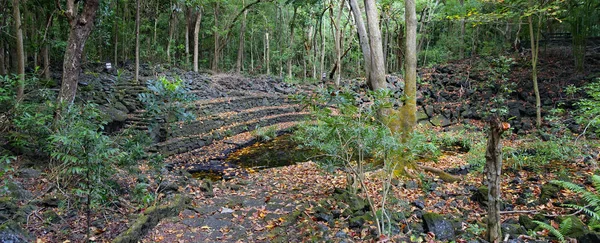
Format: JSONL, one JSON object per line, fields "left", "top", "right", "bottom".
{"left": 331, "top": 0, "right": 343, "bottom": 86}
{"left": 287, "top": 6, "right": 298, "bottom": 79}
{"left": 348, "top": 0, "right": 371, "bottom": 82}
{"left": 113, "top": 0, "right": 118, "bottom": 66}
{"left": 135, "top": 0, "right": 140, "bottom": 83}
{"left": 485, "top": 119, "right": 508, "bottom": 243}
{"left": 399, "top": 0, "right": 418, "bottom": 137}
{"left": 528, "top": 10, "right": 542, "bottom": 128}
{"left": 0, "top": 41, "right": 5, "bottom": 76}
{"left": 193, "top": 8, "right": 202, "bottom": 73}
{"left": 212, "top": 2, "right": 220, "bottom": 71}
{"left": 167, "top": 3, "right": 177, "bottom": 64}
{"left": 363, "top": 0, "right": 386, "bottom": 91}
{"left": 236, "top": 0, "right": 247, "bottom": 74}
{"left": 265, "top": 32, "right": 270, "bottom": 75}
{"left": 56, "top": 0, "right": 100, "bottom": 107}
{"left": 12, "top": 0, "right": 25, "bottom": 102}
{"left": 185, "top": 7, "right": 191, "bottom": 67}
{"left": 41, "top": 11, "right": 53, "bottom": 80}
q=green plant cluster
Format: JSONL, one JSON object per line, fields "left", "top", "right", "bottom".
{"left": 575, "top": 78, "right": 600, "bottom": 137}
{"left": 138, "top": 76, "right": 197, "bottom": 142}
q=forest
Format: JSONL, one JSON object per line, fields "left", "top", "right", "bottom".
{"left": 1, "top": 0, "right": 600, "bottom": 242}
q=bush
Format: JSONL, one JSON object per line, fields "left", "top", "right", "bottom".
{"left": 138, "top": 76, "right": 196, "bottom": 142}
{"left": 575, "top": 78, "right": 600, "bottom": 137}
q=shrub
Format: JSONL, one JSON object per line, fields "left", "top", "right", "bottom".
{"left": 575, "top": 78, "right": 600, "bottom": 137}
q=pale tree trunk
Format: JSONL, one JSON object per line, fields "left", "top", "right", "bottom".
{"left": 331, "top": 0, "right": 343, "bottom": 86}
{"left": 113, "top": 0, "right": 118, "bottom": 67}
{"left": 212, "top": 2, "right": 220, "bottom": 71}
{"left": 364, "top": 0, "right": 386, "bottom": 90}
{"left": 348, "top": 0, "right": 371, "bottom": 81}
{"left": 167, "top": 3, "right": 176, "bottom": 64}
{"left": 185, "top": 7, "right": 191, "bottom": 67}
{"left": 12, "top": 0, "right": 25, "bottom": 102}
{"left": 193, "top": 8, "right": 202, "bottom": 72}
{"left": 485, "top": 119, "right": 507, "bottom": 243}
{"left": 459, "top": 0, "right": 465, "bottom": 59}
{"left": 153, "top": 0, "right": 158, "bottom": 47}
{"left": 265, "top": 32, "right": 270, "bottom": 75}
{"left": 56, "top": 0, "right": 100, "bottom": 107}
{"left": 311, "top": 20, "right": 318, "bottom": 79}
{"left": 41, "top": 11, "right": 53, "bottom": 80}
{"left": 0, "top": 41, "right": 5, "bottom": 75}
{"left": 287, "top": 6, "right": 298, "bottom": 79}
{"left": 135, "top": 0, "right": 140, "bottom": 83}
{"left": 528, "top": 11, "right": 542, "bottom": 128}
{"left": 400, "top": 0, "right": 418, "bottom": 136}
{"left": 236, "top": 0, "right": 247, "bottom": 74}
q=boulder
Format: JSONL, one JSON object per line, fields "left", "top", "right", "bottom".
{"left": 0, "top": 220, "right": 31, "bottom": 243}
{"left": 558, "top": 215, "right": 588, "bottom": 238}
{"left": 539, "top": 183, "right": 560, "bottom": 204}
{"left": 422, "top": 212, "right": 455, "bottom": 241}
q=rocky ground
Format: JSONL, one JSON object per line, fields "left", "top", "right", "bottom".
{"left": 2, "top": 50, "right": 600, "bottom": 242}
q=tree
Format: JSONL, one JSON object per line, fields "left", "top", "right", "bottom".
{"left": 485, "top": 119, "right": 509, "bottom": 242}
{"left": 348, "top": 0, "right": 371, "bottom": 84}
{"left": 399, "top": 0, "right": 417, "bottom": 137}
{"left": 193, "top": 7, "right": 203, "bottom": 73}
{"left": 236, "top": 0, "right": 247, "bottom": 74}
{"left": 12, "top": 0, "right": 24, "bottom": 102}
{"left": 363, "top": 0, "right": 385, "bottom": 90}
{"left": 135, "top": 0, "right": 140, "bottom": 83}
{"left": 55, "top": 0, "right": 100, "bottom": 107}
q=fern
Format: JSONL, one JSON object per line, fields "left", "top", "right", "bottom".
{"left": 533, "top": 220, "right": 565, "bottom": 242}
{"left": 552, "top": 175, "right": 600, "bottom": 220}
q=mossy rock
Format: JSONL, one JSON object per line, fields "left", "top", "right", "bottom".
{"left": 422, "top": 212, "right": 455, "bottom": 241}
{"left": 112, "top": 194, "right": 188, "bottom": 243}
{"left": 470, "top": 186, "right": 488, "bottom": 207}
{"left": 539, "top": 183, "right": 560, "bottom": 204}
{"left": 518, "top": 215, "right": 537, "bottom": 230}
{"left": 0, "top": 220, "right": 31, "bottom": 243}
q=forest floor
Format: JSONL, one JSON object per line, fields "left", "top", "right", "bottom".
{"left": 5, "top": 51, "right": 600, "bottom": 242}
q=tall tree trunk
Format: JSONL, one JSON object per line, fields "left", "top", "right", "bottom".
{"left": 236, "top": 1, "right": 247, "bottom": 74}
{"left": 167, "top": 3, "right": 176, "bottom": 64}
{"left": 363, "top": 0, "right": 386, "bottom": 90}
{"left": 459, "top": 0, "right": 465, "bottom": 59}
{"left": 41, "top": 11, "right": 53, "bottom": 80}
{"left": 212, "top": 2, "right": 220, "bottom": 71}
{"left": 0, "top": 41, "right": 5, "bottom": 76}
{"left": 153, "top": 0, "right": 158, "bottom": 47}
{"left": 185, "top": 7, "right": 191, "bottom": 67}
{"left": 56, "top": 0, "right": 100, "bottom": 107}
{"left": 398, "top": 0, "right": 418, "bottom": 137}
{"left": 265, "top": 32, "right": 270, "bottom": 75}
{"left": 485, "top": 119, "right": 508, "bottom": 243}
{"left": 331, "top": 0, "right": 343, "bottom": 86}
{"left": 193, "top": 8, "right": 202, "bottom": 73}
{"left": 135, "top": 0, "right": 140, "bottom": 83}
{"left": 12, "top": 0, "right": 25, "bottom": 102}
{"left": 528, "top": 12, "right": 542, "bottom": 128}
{"left": 287, "top": 6, "right": 298, "bottom": 79}
{"left": 113, "top": 0, "right": 118, "bottom": 66}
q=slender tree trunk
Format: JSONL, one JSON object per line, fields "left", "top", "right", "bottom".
{"left": 113, "top": 0, "right": 118, "bottom": 66}
{"left": 153, "top": 0, "right": 158, "bottom": 47}
{"left": 0, "top": 41, "right": 5, "bottom": 76}
{"left": 236, "top": 1, "right": 247, "bottom": 74}
{"left": 287, "top": 6, "right": 298, "bottom": 79}
{"left": 528, "top": 13, "right": 542, "bottom": 128}
{"left": 398, "top": 0, "right": 418, "bottom": 137}
{"left": 331, "top": 0, "right": 343, "bottom": 86}
{"left": 265, "top": 32, "right": 270, "bottom": 75}
{"left": 56, "top": 0, "right": 100, "bottom": 107}
{"left": 41, "top": 11, "right": 53, "bottom": 80}
{"left": 167, "top": 3, "right": 176, "bottom": 64}
{"left": 485, "top": 119, "right": 508, "bottom": 243}
{"left": 185, "top": 7, "right": 191, "bottom": 67}
{"left": 135, "top": 0, "right": 140, "bottom": 83}
{"left": 212, "top": 2, "right": 220, "bottom": 71}
{"left": 193, "top": 8, "right": 202, "bottom": 73}
{"left": 364, "top": 0, "right": 386, "bottom": 90}
{"left": 12, "top": 0, "right": 25, "bottom": 102}
{"left": 459, "top": 0, "right": 465, "bottom": 59}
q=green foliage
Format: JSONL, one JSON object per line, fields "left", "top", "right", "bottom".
{"left": 504, "top": 136, "right": 582, "bottom": 170}
{"left": 552, "top": 175, "right": 600, "bottom": 231}
{"left": 533, "top": 217, "right": 575, "bottom": 243}
{"left": 49, "top": 104, "right": 120, "bottom": 207}
{"left": 138, "top": 76, "right": 197, "bottom": 141}
{"left": 0, "top": 155, "right": 15, "bottom": 195}
{"left": 575, "top": 79, "right": 600, "bottom": 137}
{"left": 133, "top": 182, "right": 154, "bottom": 207}
{"left": 252, "top": 125, "right": 278, "bottom": 142}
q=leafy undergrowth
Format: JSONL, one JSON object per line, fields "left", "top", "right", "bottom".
{"left": 140, "top": 128, "right": 599, "bottom": 242}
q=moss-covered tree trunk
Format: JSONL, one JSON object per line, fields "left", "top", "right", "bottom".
{"left": 485, "top": 118, "right": 508, "bottom": 243}
{"left": 400, "top": 0, "right": 418, "bottom": 138}
{"left": 364, "top": 0, "right": 386, "bottom": 91}
{"left": 12, "top": 0, "right": 25, "bottom": 102}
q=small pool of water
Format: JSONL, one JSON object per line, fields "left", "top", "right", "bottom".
{"left": 225, "top": 134, "right": 315, "bottom": 169}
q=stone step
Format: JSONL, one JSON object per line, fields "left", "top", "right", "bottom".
{"left": 153, "top": 112, "right": 309, "bottom": 156}
{"left": 167, "top": 105, "right": 302, "bottom": 138}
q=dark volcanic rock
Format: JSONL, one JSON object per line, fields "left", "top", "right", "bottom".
{"left": 422, "top": 212, "right": 455, "bottom": 241}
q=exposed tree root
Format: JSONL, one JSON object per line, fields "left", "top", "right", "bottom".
{"left": 417, "top": 165, "right": 462, "bottom": 183}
